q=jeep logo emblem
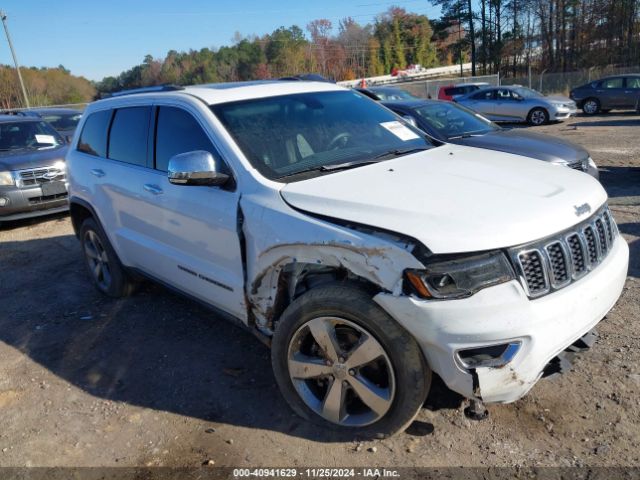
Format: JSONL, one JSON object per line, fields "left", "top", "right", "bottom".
{"left": 574, "top": 203, "right": 591, "bottom": 216}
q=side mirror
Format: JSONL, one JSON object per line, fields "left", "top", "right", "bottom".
{"left": 168, "top": 150, "right": 229, "bottom": 186}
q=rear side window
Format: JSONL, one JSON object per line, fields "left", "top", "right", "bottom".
{"left": 77, "top": 110, "right": 111, "bottom": 157}
{"left": 108, "top": 107, "right": 151, "bottom": 166}
{"left": 600, "top": 78, "right": 623, "bottom": 89}
{"left": 626, "top": 77, "right": 640, "bottom": 89}
{"left": 444, "top": 87, "right": 463, "bottom": 96}
{"left": 154, "top": 106, "right": 219, "bottom": 172}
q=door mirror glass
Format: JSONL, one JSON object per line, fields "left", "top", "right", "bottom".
{"left": 168, "top": 150, "right": 229, "bottom": 186}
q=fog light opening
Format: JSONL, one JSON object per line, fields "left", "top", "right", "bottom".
{"left": 457, "top": 341, "right": 521, "bottom": 369}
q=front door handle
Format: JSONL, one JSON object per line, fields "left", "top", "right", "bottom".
{"left": 90, "top": 169, "right": 105, "bottom": 178}
{"left": 143, "top": 184, "right": 163, "bottom": 195}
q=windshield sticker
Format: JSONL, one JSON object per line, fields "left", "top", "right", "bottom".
{"left": 380, "top": 121, "right": 420, "bottom": 141}
{"left": 35, "top": 134, "right": 57, "bottom": 145}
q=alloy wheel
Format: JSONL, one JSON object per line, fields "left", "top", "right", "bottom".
{"left": 530, "top": 109, "right": 547, "bottom": 125}
{"left": 83, "top": 230, "right": 112, "bottom": 290}
{"left": 583, "top": 100, "right": 598, "bottom": 114}
{"left": 287, "top": 316, "right": 395, "bottom": 427}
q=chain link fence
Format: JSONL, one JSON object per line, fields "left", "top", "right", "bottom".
{"left": 501, "top": 65, "right": 640, "bottom": 95}
{"left": 398, "top": 74, "right": 500, "bottom": 99}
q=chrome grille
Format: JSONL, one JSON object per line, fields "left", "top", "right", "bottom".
{"left": 511, "top": 206, "right": 618, "bottom": 298}
{"left": 16, "top": 165, "right": 66, "bottom": 188}
{"left": 518, "top": 250, "right": 548, "bottom": 295}
{"left": 545, "top": 242, "right": 569, "bottom": 286}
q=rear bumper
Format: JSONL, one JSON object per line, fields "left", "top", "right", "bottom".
{"left": 0, "top": 184, "right": 69, "bottom": 221}
{"left": 375, "top": 237, "right": 629, "bottom": 403}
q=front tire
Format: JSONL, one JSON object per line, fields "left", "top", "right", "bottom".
{"left": 527, "top": 107, "right": 549, "bottom": 126}
{"left": 80, "top": 217, "right": 136, "bottom": 297}
{"left": 582, "top": 98, "right": 600, "bottom": 115}
{"left": 271, "top": 284, "right": 430, "bottom": 438}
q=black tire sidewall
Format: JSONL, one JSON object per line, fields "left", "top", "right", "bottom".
{"left": 271, "top": 284, "right": 430, "bottom": 439}
{"left": 79, "top": 217, "right": 133, "bottom": 297}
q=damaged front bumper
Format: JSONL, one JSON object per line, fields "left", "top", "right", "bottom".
{"left": 374, "top": 237, "right": 628, "bottom": 403}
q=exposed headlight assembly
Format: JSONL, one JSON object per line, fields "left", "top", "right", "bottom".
{"left": 0, "top": 171, "right": 14, "bottom": 186}
{"left": 405, "top": 251, "right": 515, "bottom": 299}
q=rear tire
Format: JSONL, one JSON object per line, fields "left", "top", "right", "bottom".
{"left": 582, "top": 98, "right": 600, "bottom": 115}
{"left": 80, "top": 217, "right": 136, "bottom": 298}
{"left": 271, "top": 284, "right": 430, "bottom": 439}
{"left": 527, "top": 107, "right": 549, "bottom": 126}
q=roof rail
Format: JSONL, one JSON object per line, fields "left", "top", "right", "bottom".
{"left": 279, "top": 74, "right": 334, "bottom": 83}
{"left": 105, "top": 84, "right": 184, "bottom": 98}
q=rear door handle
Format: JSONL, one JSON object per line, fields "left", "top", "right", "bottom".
{"left": 90, "top": 169, "right": 105, "bottom": 178}
{"left": 143, "top": 184, "right": 163, "bottom": 195}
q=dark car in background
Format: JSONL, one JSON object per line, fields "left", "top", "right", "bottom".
{"left": 0, "top": 116, "right": 69, "bottom": 223}
{"left": 570, "top": 74, "right": 640, "bottom": 115}
{"left": 355, "top": 86, "right": 419, "bottom": 101}
{"left": 382, "top": 99, "right": 598, "bottom": 178}
{"left": 16, "top": 108, "right": 83, "bottom": 139}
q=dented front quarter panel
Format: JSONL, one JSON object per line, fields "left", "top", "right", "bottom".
{"left": 239, "top": 192, "right": 425, "bottom": 333}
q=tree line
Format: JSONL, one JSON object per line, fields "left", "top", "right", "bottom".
{"left": 0, "top": 65, "right": 95, "bottom": 110}
{"left": 435, "top": 0, "right": 640, "bottom": 77}
{"left": 1, "top": 2, "right": 638, "bottom": 108}
{"left": 96, "top": 8, "right": 442, "bottom": 94}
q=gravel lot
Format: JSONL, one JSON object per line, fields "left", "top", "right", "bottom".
{"left": 0, "top": 113, "right": 638, "bottom": 470}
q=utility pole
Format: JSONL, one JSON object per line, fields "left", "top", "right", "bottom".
{"left": 0, "top": 10, "right": 30, "bottom": 108}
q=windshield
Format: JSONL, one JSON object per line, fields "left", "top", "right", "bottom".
{"left": 0, "top": 121, "right": 64, "bottom": 151}
{"left": 412, "top": 102, "right": 498, "bottom": 139}
{"left": 212, "top": 90, "right": 434, "bottom": 181}
{"left": 371, "top": 88, "right": 418, "bottom": 101}
{"left": 512, "top": 87, "right": 543, "bottom": 99}
{"left": 41, "top": 112, "right": 82, "bottom": 131}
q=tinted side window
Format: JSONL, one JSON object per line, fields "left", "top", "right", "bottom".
{"left": 155, "top": 107, "right": 220, "bottom": 172}
{"left": 601, "top": 78, "right": 623, "bottom": 89}
{"left": 472, "top": 90, "right": 493, "bottom": 100}
{"left": 626, "top": 77, "right": 640, "bottom": 89}
{"left": 108, "top": 107, "right": 150, "bottom": 166}
{"left": 77, "top": 110, "right": 111, "bottom": 157}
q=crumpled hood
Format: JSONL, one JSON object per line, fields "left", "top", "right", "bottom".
{"left": 280, "top": 144, "right": 607, "bottom": 254}
{"left": 0, "top": 145, "right": 68, "bottom": 171}
{"left": 454, "top": 129, "right": 589, "bottom": 164}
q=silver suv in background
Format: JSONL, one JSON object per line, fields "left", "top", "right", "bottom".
{"left": 67, "top": 81, "right": 627, "bottom": 438}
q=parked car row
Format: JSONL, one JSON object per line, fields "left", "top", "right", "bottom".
{"left": 426, "top": 73, "right": 640, "bottom": 125}
{"left": 54, "top": 79, "right": 627, "bottom": 438}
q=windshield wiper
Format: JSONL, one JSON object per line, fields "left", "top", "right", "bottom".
{"left": 319, "top": 159, "right": 382, "bottom": 171}
{"left": 372, "top": 147, "right": 430, "bottom": 160}
{"left": 447, "top": 133, "right": 486, "bottom": 139}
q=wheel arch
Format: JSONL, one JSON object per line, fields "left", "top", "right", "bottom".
{"left": 247, "top": 242, "right": 419, "bottom": 336}
{"left": 69, "top": 197, "right": 100, "bottom": 239}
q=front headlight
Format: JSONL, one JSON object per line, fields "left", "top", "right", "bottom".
{"left": 588, "top": 157, "right": 597, "bottom": 170}
{"left": 405, "top": 251, "right": 515, "bottom": 299}
{"left": 0, "top": 171, "right": 14, "bottom": 186}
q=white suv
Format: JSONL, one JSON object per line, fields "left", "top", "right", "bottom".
{"left": 67, "top": 81, "right": 628, "bottom": 438}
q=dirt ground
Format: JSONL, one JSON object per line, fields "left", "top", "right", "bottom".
{"left": 0, "top": 112, "right": 639, "bottom": 470}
